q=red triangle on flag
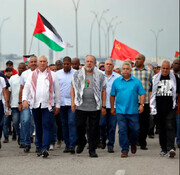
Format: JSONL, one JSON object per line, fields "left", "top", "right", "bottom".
{"left": 33, "top": 12, "right": 46, "bottom": 35}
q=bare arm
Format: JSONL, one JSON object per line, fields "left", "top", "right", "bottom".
{"left": 139, "top": 94, "right": 145, "bottom": 114}
{"left": 110, "top": 95, "right": 116, "bottom": 116}
{"left": 70, "top": 85, "right": 76, "bottom": 113}
{"left": 18, "top": 85, "right": 24, "bottom": 111}
{"left": 101, "top": 88, "right": 106, "bottom": 116}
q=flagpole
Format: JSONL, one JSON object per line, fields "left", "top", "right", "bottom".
{"left": 28, "top": 35, "right": 34, "bottom": 54}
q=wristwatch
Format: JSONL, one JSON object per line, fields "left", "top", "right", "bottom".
{"left": 102, "top": 106, "right": 106, "bottom": 109}
{"left": 18, "top": 102, "right": 22, "bottom": 104}
{"left": 140, "top": 104, "right": 144, "bottom": 107}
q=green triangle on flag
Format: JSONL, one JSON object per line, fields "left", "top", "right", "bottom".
{"left": 33, "top": 12, "right": 65, "bottom": 52}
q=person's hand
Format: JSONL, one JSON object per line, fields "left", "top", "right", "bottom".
{"left": 111, "top": 108, "right": 116, "bottom": 116}
{"left": 101, "top": 108, "right": 106, "bottom": 116}
{"left": 23, "top": 100, "right": 29, "bottom": 109}
{"left": 18, "top": 104, "right": 23, "bottom": 111}
{"left": 139, "top": 105, "right": 144, "bottom": 114}
{"left": 71, "top": 104, "right": 76, "bottom": 113}
{"left": 54, "top": 107, "right": 60, "bottom": 116}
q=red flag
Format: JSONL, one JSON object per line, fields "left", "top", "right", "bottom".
{"left": 174, "top": 51, "right": 180, "bottom": 58}
{"left": 110, "top": 40, "right": 139, "bottom": 61}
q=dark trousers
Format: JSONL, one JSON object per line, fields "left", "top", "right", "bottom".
{"left": 157, "top": 109, "right": 176, "bottom": 151}
{"left": 76, "top": 110, "right": 100, "bottom": 152}
{"left": 56, "top": 113, "right": 63, "bottom": 141}
{"left": 138, "top": 104, "right": 150, "bottom": 147}
{"left": 0, "top": 101, "right": 4, "bottom": 139}
{"left": 32, "top": 107, "right": 53, "bottom": 151}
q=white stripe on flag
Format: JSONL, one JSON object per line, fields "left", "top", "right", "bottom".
{"left": 43, "top": 26, "right": 66, "bottom": 48}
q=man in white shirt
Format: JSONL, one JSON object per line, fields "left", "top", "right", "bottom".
{"left": 99, "top": 59, "right": 120, "bottom": 153}
{"left": 22, "top": 56, "right": 60, "bottom": 158}
{"left": 19, "top": 55, "right": 38, "bottom": 152}
{"left": 0, "top": 77, "right": 8, "bottom": 148}
{"left": 8, "top": 63, "right": 26, "bottom": 145}
{"left": 56, "top": 56, "right": 77, "bottom": 154}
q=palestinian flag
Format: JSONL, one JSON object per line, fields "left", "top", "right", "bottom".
{"left": 23, "top": 54, "right": 35, "bottom": 64}
{"left": 33, "top": 12, "right": 65, "bottom": 51}
{"left": 174, "top": 51, "right": 180, "bottom": 58}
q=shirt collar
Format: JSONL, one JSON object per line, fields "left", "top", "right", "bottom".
{"left": 120, "top": 74, "right": 134, "bottom": 81}
{"left": 134, "top": 66, "right": 147, "bottom": 71}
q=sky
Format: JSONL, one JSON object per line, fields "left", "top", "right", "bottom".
{"left": 0, "top": 0, "right": 179, "bottom": 61}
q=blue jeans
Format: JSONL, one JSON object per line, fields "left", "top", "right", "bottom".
{"left": 3, "top": 115, "right": 10, "bottom": 140}
{"left": 60, "top": 106, "right": 77, "bottom": 148}
{"left": 176, "top": 114, "right": 180, "bottom": 145}
{"left": 22, "top": 108, "right": 31, "bottom": 146}
{"left": 32, "top": 107, "right": 53, "bottom": 151}
{"left": 117, "top": 113, "right": 140, "bottom": 153}
{"left": 99, "top": 108, "right": 117, "bottom": 149}
{"left": 11, "top": 108, "right": 23, "bottom": 143}
{"left": 51, "top": 116, "right": 57, "bottom": 145}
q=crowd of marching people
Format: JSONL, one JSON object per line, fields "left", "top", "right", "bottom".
{"left": 0, "top": 54, "right": 179, "bottom": 159}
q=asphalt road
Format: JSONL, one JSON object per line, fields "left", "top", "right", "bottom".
{"left": 0, "top": 133, "right": 179, "bottom": 175}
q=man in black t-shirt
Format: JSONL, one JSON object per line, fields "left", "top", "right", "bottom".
{"left": 150, "top": 60, "right": 179, "bottom": 158}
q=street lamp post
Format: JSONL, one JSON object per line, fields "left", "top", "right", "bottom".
{"left": 112, "top": 21, "right": 122, "bottom": 41}
{"left": 91, "top": 9, "right": 109, "bottom": 59}
{"left": 90, "top": 16, "right": 96, "bottom": 55}
{"left": 101, "top": 26, "right": 107, "bottom": 59}
{"left": 0, "top": 17, "right": 10, "bottom": 69}
{"left": 103, "top": 16, "right": 118, "bottom": 58}
{"left": 150, "top": 29, "right": 163, "bottom": 63}
{"left": 72, "top": 0, "right": 80, "bottom": 58}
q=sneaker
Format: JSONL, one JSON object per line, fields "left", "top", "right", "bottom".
{"left": 160, "top": 150, "right": 167, "bottom": 157}
{"left": 168, "top": 149, "right": 176, "bottom": 158}
{"left": 49, "top": 144, "right": 54, "bottom": 151}
{"left": 42, "top": 150, "right": 49, "bottom": 158}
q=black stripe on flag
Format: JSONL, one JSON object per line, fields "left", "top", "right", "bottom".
{"left": 39, "top": 12, "right": 63, "bottom": 42}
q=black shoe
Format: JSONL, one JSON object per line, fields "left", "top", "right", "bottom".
{"left": 3, "top": 139, "right": 9, "bottom": 143}
{"left": 89, "top": 150, "right": 98, "bottom": 158}
{"left": 101, "top": 142, "right": 106, "bottom": 149}
{"left": 24, "top": 145, "right": 31, "bottom": 153}
{"left": 108, "top": 148, "right": 114, "bottom": 153}
{"left": 37, "top": 152, "right": 42, "bottom": 157}
{"left": 63, "top": 147, "right": 70, "bottom": 153}
{"left": 69, "top": 147, "right": 75, "bottom": 154}
{"left": 19, "top": 144, "right": 25, "bottom": 148}
{"left": 140, "top": 146, "right": 148, "bottom": 150}
{"left": 42, "top": 150, "right": 49, "bottom": 158}
{"left": 76, "top": 145, "right": 85, "bottom": 154}
{"left": 12, "top": 135, "right": 16, "bottom": 141}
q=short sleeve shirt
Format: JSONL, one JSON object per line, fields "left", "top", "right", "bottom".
{"left": 111, "top": 75, "right": 146, "bottom": 114}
